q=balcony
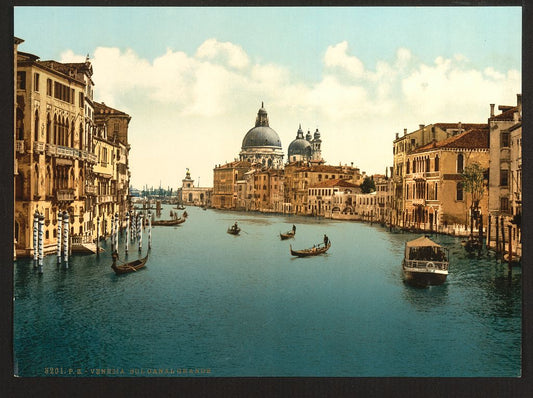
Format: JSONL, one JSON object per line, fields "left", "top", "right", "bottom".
{"left": 85, "top": 185, "right": 97, "bottom": 195}
{"left": 56, "top": 189, "right": 75, "bottom": 202}
{"left": 424, "top": 171, "right": 440, "bottom": 178}
{"left": 56, "top": 145, "right": 79, "bottom": 159}
{"left": 412, "top": 198, "right": 426, "bottom": 206}
{"left": 411, "top": 172, "right": 425, "bottom": 181}
{"left": 34, "top": 141, "right": 45, "bottom": 153}
{"left": 98, "top": 195, "right": 115, "bottom": 204}
{"left": 500, "top": 147, "right": 510, "bottom": 162}
{"left": 16, "top": 140, "right": 24, "bottom": 154}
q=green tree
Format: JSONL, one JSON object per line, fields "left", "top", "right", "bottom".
{"left": 461, "top": 162, "right": 485, "bottom": 209}
{"left": 461, "top": 162, "right": 486, "bottom": 233}
{"left": 361, "top": 177, "right": 376, "bottom": 194}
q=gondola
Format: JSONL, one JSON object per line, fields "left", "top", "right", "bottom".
{"left": 174, "top": 205, "right": 185, "bottom": 210}
{"left": 290, "top": 242, "right": 331, "bottom": 257}
{"left": 111, "top": 253, "right": 149, "bottom": 275}
{"left": 151, "top": 218, "right": 186, "bottom": 226}
{"left": 227, "top": 226, "right": 241, "bottom": 235}
{"left": 280, "top": 231, "right": 295, "bottom": 240}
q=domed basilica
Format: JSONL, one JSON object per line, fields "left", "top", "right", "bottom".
{"left": 239, "top": 103, "right": 284, "bottom": 169}
{"left": 287, "top": 124, "right": 324, "bottom": 164}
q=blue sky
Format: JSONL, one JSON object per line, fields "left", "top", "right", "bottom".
{"left": 15, "top": 6, "right": 522, "bottom": 188}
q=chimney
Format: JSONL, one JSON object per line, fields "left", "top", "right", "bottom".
{"left": 458, "top": 122, "right": 462, "bottom": 132}
{"left": 517, "top": 94, "right": 522, "bottom": 114}
{"left": 395, "top": 133, "right": 399, "bottom": 139}
{"left": 403, "top": 128, "right": 407, "bottom": 136}
{"left": 490, "top": 104, "right": 495, "bottom": 117}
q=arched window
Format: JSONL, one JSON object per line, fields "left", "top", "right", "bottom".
{"left": 435, "top": 182, "right": 438, "bottom": 200}
{"left": 46, "top": 114, "right": 51, "bottom": 144}
{"left": 15, "top": 172, "right": 24, "bottom": 200}
{"left": 53, "top": 114, "right": 58, "bottom": 145}
{"left": 16, "top": 108, "right": 24, "bottom": 140}
{"left": 434, "top": 155, "right": 439, "bottom": 171}
{"left": 34, "top": 165, "right": 39, "bottom": 197}
{"left": 34, "top": 109, "right": 39, "bottom": 142}
{"left": 406, "top": 160, "right": 410, "bottom": 174}
{"left": 457, "top": 153, "right": 464, "bottom": 173}
{"left": 188, "top": 193, "right": 193, "bottom": 202}
{"left": 456, "top": 182, "right": 463, "bottom": 201}
{"left": 45, "top": 166, "right": 51, "bottom": 197}
{"left": 425, "top": 157, "right": 430, "bottom": 172}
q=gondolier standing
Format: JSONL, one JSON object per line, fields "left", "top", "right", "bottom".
{"left": 292, "top": 225, "right": 296, "bottom": 233}
{"left": 323, "top": 234, "right": 329, "bottom": 246}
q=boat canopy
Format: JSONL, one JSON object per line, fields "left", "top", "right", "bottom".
{"left": 405, "top": 236, "right": 442, "bottom": 248}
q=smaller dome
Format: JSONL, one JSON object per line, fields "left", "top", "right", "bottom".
{"left": 306, "top": 130, "right": 312, "bottom": 141}
{"left": 288, "top": 125, "right": 312, "bottom": 157}
{"left": 314, "top": 128, "right": 321, "bottom": 140}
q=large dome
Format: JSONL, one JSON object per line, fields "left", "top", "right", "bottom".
{"left": 241, "top": 104, "right": 282, "bottom": 149}
{"left": 242, "top": 126, "right": 282, "bottom": 148}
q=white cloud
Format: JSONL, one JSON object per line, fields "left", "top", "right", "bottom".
{"left": 65, "top": 39, "right": 520, "bottom": 188}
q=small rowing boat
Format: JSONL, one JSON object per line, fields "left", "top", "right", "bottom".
{"left": 152, "top": 218, "right": 186, "bottom": 226}
{"left": 111, "top": 253, "right": 148, "bottom": 275}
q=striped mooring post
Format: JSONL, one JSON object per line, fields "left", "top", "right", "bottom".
{"left": 63, "top": 211, "right": 69, "bottom": 268}
{"left": 114, "top": 213, "right": 119, "bottom": 253}
{"left": 111, "top": 213, "right": 115, "bottom": 252}
{"left": 148, "top": 213, "right": 152, "bottom": 250}
{"left": 57, "top": 211, "right": 62, "bottom": 264}
{"left": 96, "top": 216, "right": 100, "bottom": 256}
{"left": 33, "top": 210, "right": 39, "bottom": 268}
{"left": 38, "top": 214, "right": 44, "bottom": 273}
{"left": 125, "top": 211, "right": 129, "bottom": 255}
{"left": 138, "top": 214, "right": 143, "bottom": 252}
{"left": 131, "top": 211, "right": 136, "bottom": 243}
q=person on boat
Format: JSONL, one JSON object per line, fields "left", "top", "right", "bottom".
{"left": 292, "top": 225, "right": 296, "bottom": 233}
{"left": 233, "top": 222, "right": 238, "bottom": 231}
{"left": 324, "top": 234, "right": 329, "bottom": 246}
{"left": 112, "top": 250, "right": 119, "bottom": 264}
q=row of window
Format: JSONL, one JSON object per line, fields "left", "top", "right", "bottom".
{"left": 17, "top": 71, "right": 84, "bottom": 108}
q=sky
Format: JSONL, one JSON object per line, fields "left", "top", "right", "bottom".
{"left": 14, "top": 6, "right": 522, "bottom": 189}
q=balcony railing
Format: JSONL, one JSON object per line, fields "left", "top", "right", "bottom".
{"left": 56, "top": 145, "right": 79, "bottom": 159}
{"left": 412, "top": 172, "right": 425, "bottom": 181}
{"left": 16, "top": 140, "right": 24, "bottom": 154}
{"left": 98, "top": 195, "right": 115, "bottom": 204}
{"left": 56, "top": 189, "right": 75, "bottom": 202}
{"left": 412, "top": 198, "right": 426, "bottom": 206}
{"left": 34, "top": 141, "right": 45, "bottom": 153}
{"left": 85, "top": 185, "right": 97, "bottom": 195}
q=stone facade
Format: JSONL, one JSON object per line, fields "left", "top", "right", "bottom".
{"left": 14, "top": 43, "right": 131, "bottom": 257}
{"left": 212, "top": 161, "right": 252, "bottom": 209}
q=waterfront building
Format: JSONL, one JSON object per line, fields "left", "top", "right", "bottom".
{"left": 91, "top": 102, "right": 131, "bottom": 237}
{"left": 373, "top": 173, "right": 394, "bottom": 224}
{"left": 308, "top": 179, "right": 360, "bottom": 217}
{"left": 180, "top": 168, "right": 212, "bottom": 206}
{"left": 238, "top": 103, "right": 284, "bottom": 169}
{"left": 287, "top": 125, "right": 324, "bottom": 164}
{"left": 13, "top": 37, "right": 24, "bottom": 258}
{"left": 284, "top": 162, "right": 364, "bottom": 215}
{"left": 14, "top": 48, "right": 95, "bottom": 257}
{"left": 252, "top": 168, "right": 284, "bottom": 213}
{"left": 212, "top": 161, "right": 252, "bottom": 209}
{"left": 403, "top": 126, "right": 489, "bottom": 231}
{"left": 391, "top": 122, "right": 486, "bottom": 227}
{"left": 487, "top": 94, "right": 522, "bottom": 254}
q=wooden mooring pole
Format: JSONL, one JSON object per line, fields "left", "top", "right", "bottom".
{"left": 495, "top": 215, "right": 500, "bottom": 258}
{"left": 500, "top": 217, "right": 506, "bottom": 261}
{"left": 487, "top": 215, "right": 491, "bottom": 250}
{"left": 508, "top": 225, "right": 513, "bottom": 272}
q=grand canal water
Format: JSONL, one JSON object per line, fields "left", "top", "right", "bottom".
{"left": 13, "top": 205, "right": 521, "bottom": 377}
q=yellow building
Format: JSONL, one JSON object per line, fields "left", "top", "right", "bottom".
{"left": 15, "top": 49, "right": 94, "bottom": 256}
{"left": 391, "top": 122, "right": 486, "bottom": 227}
{"left": 404, "top": 126, "right": 489, "bottom": 231}
{"left": 283, "top": 162, "right": 364, "bottom": 215}
{"left": 212, "top": 161, "right": 252, "bottom": 209}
